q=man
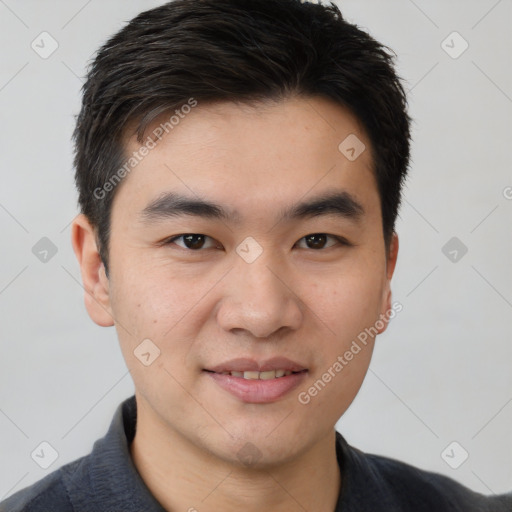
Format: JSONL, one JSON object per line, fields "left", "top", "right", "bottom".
{"left": 2, "top": 0, "right": 510, "bottom": 510}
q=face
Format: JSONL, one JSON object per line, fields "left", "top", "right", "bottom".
{"left": 74, "top": 96, "right": 398, "bottom": 467}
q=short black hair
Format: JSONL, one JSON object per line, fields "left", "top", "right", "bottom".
{"left": 73, "top": 0, "right": 411, "bottom": 274}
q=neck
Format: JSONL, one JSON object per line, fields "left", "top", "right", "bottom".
{"left": 129, "top": 396, "right": 341, "bottom": 512}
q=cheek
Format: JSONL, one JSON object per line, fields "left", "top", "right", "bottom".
{"left": 108, "top": 268, "right": 178, "bottom": 342}
{"left": 108, "top": 271, "right": 202, "bottom": 401}
{"left": 108, "top": 261, "right": 220, "bottom": 354}
{"left": 305, "top": 265, "right": 386, "bottom": 340}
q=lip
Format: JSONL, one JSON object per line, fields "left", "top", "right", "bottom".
{"left": 205, "top": 357, "right": 307, "bottom": 373}
{"left": 203, "top": 357, "right": 308, "bottom": 404}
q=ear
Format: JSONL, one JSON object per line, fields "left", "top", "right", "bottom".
{"left": 377, "top": 232, "right": 399, "bottom": 334}
{"left": 71, "top": 214, "right": 114, "bottom": 327}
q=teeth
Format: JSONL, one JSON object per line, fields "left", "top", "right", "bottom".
{"left": 221, "top": 370, "right": 298, "bottom": 379}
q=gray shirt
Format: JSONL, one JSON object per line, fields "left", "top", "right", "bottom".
{"left": 1, "top": 395, "right": 510, "bottom": 511}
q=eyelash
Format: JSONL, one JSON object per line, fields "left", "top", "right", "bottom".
{"left": 163, "top": 233, "right": 351, "bottom": 251}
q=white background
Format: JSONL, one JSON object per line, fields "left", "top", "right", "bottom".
{"left": 1, "top": 0, "right": 511, "bottom": 500}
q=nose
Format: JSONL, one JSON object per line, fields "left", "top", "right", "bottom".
{"left": 216, "top": 254, "right": 303, "bottom": 339}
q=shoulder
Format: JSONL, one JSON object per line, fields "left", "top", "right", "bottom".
{"left": 366, "top": 451, "right": 486, "bottom": 509}
{"left": 337, "top": 433, "right": 512, "bottom": 511}
{"left": 0, "top": 457, "right": 85, "bottom": 512}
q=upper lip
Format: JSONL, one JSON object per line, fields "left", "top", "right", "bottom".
{"left": 205, "top": 357, "right": 308, "bottom": 373}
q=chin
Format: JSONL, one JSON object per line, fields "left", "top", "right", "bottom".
{"left": 203, "top": 424, "right": 306, "bottom": 470}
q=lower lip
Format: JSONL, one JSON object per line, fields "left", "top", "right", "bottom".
{"left": 205, "top": 371, "right": 308, "bottom": 403}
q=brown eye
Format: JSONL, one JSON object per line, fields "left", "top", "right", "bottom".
{"left": 296, "top": 233, "right": 346, "bottom": 250}
{"left": 183, "top": 234, "right": 206, "bottom": 249}
{"left": 304, "top": 234, "right": 328, "bottom": 249}
{"left": 168, "top": 234, "right": 217, "bottom": 250}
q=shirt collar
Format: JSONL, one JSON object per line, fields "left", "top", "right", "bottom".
{"left": 64, "top": 395, "right": 389, "bottom": 511}
{"left": 65, "top": 395, "right": 166, "bottom": 511}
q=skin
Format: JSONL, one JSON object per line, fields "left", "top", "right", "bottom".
{"left": 72, "top": 95, "right": 399, "bottom": 512}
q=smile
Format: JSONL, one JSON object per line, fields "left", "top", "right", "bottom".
{"left": 203, "top": 360, "right": 309, "bottom": 403}
{"left": 208, "top": 369, "right": 305, "bottom": 379}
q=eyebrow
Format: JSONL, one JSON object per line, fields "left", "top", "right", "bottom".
{"left": 139, "top": 190, "right": 364, "bottom": 225}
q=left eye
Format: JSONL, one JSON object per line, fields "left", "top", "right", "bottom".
{"left": 167, "top": 234, "right": 219, "bottom": 250}
{"left": 295, "top": 234, "right": 344, "bottom": 250}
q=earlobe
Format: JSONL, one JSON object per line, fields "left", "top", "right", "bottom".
{"left": 71, "top": 214, "right": 114, "bottom": 327}
{"left": 377, "top": 233, "right": 399, "bottom": 334}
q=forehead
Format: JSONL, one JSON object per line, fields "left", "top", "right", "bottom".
{"left": 114, "top": 96, "right": 379, "bottom": 224}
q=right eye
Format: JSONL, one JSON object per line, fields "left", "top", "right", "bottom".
{"left": 165, "top": 234, "right": 220, "bottom": 250}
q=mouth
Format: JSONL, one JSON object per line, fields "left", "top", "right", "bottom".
{"left": 204, "top": 356, "right": 308, "bottom": 375}
{"left": 203, "top": 357, "right": 309, "bottom": 403}
{"left": 204, "top": 369, "right": 307, "bottom": 379}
